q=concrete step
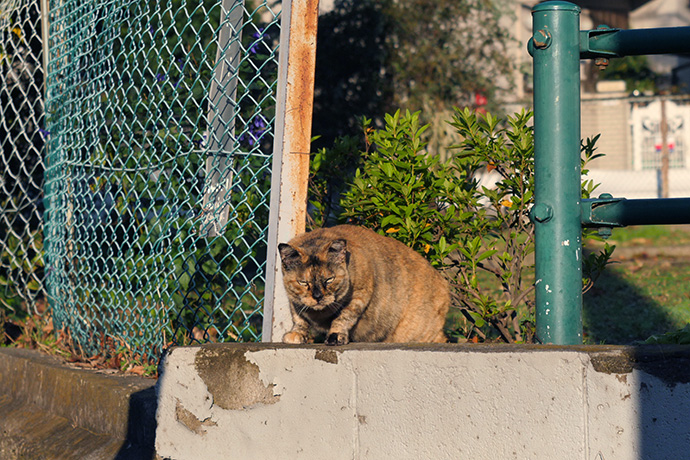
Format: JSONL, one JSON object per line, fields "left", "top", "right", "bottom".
{"left": 0, "top": 347, "right": 157, "bottom": 460}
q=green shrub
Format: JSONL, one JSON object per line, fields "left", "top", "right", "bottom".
{"left": 311, "top": 108, "right": 612, "bottom": 343}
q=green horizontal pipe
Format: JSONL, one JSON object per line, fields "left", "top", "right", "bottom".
{"left": 582, "top": 197, "right": 690, "bottom": 227}
{"left": 581, "top": 26, "right": 690, "bottom": 58}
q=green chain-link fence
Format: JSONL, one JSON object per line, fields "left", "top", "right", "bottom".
{"left": 3, "top": 0, "right": 281, "bottom": 360}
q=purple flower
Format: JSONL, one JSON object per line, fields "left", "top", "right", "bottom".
{"left": 249, "top": 28, "right": 265, "bottom": 55}
{"left": 240, "top": 116, "right": 268, "bottom": 147}
{"left": 155, "top": 73, "right": 166, "bottom": 82}
{"left": 239, "top": 133, "right": 255, "bottom": 146}
{"left": 38, "top": 128, "right": 51, "bottom": 138}
{"left": 253, "top": 116, "right": 267, "bottom": 130}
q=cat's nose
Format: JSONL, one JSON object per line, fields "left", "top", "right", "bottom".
{"left": 312, "top": 288, "right": 324, "bottom": 302}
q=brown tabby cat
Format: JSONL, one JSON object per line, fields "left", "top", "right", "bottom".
{"left": 278, "top": 225, "right": 449, "bottom": 345}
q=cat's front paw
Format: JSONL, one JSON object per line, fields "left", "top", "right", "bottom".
{"left": 283, "top": 330, "right": 308, "bottom": 344}
{"left": 325, "top": 332, "right": 349, "bottom": 346}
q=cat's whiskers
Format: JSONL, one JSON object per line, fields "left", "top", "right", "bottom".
{"left": 297, "top": 303, "right": 311, "bottom": 315}
{"left": 325, "top": 299, "right": 343, "bottom": 313}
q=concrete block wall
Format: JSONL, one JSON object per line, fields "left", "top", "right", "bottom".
{"left": 582, "top": 97, "right": 631, "bottom": 171}
{"left": 156, "top": 343, "right": 690, "bottom": 460}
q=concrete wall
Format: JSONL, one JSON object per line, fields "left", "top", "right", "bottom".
{"left": 582, "top": 96, "right": 632, "bottom": 170}
{"left": 156, "top": 343, "right": 690, "bottom": 460}
{"left": 0, "top": 347, "right": 157, "bottom": 460}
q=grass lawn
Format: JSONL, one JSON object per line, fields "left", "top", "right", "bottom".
{"left": 596, "top": 224, "right": 690, "bottom": 247}
{"left": 583, "top": 225, "right": 690, "bottom": 344}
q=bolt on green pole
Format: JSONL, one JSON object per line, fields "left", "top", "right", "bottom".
{"left": 530, "top": 1, "right": 583, "bottom": 344}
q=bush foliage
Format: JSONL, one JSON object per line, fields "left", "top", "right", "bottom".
{"left": 309, "top": 109, "right": 612, "bottom": 343}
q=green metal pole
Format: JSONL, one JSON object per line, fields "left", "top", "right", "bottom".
{"left": 530, "top": 1, "right": 583, "bottom": 344}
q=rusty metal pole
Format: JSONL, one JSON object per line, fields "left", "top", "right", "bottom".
{"left": 263, "top": 0, "right": 319, "bottom": 342}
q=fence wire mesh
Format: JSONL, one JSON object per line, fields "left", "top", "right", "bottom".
{"left": 1, "top": 0, "right": 46, "bottom": 317}
{"left": 1, "top": 0, "right": 280, "bottom": 360}
{"left": 582, "top": 95, "right": 690, "bottom": 199}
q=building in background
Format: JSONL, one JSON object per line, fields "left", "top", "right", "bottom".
{"left": 630, "top": 0, "right": 690, "bottom": 89}
{"left": 509, "top": 0, "right": 690, "bottom": 198}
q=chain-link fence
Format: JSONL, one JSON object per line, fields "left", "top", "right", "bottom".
{"left": 2, "top": 0, "right": 281, "bottom": 360}
{"left": 582, "top": 95, "right": 690, "bottom": 200}
{"left": 1, "top": 0, "right": 46, "bottom": 316}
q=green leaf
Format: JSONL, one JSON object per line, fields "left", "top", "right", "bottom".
{"left": 469, "top": 236, "right": 482, "bottom": 254}
{"left": 438, "top": 236, "right": 447, "bottom": 254}
{"left": 477, "top": 249, "right": 497, "bottom": 262}
{"left": 467, "top": 311, "right": 487, "bottom": 328}
{"left": 324, "top": 107, "right": 606, "bottom": 343}
{"left": 460, "top": 248, "right": 474, "bottom": 260}
{"left": 26, "top": 279, "right": 42, "bottom": 291}
{"left": 381, "top": 215, "right": 403, "bottom": 227}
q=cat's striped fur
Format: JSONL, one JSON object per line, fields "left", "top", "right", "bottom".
{"left": 279, "top": 225, "right": 449, "bottom": 345}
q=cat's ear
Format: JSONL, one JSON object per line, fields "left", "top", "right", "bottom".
{"left": 328, "top": 239, "right": 347, "bottom": 264}
{"left": 279, "top": 243, "right": 302, "bottom": 270}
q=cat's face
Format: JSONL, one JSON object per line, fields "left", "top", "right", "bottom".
{"left": 279, "top": 239, "right": 349, "bottom": 311}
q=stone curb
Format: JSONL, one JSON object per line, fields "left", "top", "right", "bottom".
{"left": 0, "top": 347, "right": 157, "bottom": 460}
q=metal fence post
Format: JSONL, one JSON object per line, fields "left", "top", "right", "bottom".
{"left": 263, "top": 0, "right": 319, "bottom": 342}
{"left": 199, "top": 1, "right": 244, "bottom": 237}
{"left": 40, "top": 0, "right": 50, "bottom": 93}
{"left": 530, "top": 1, "right": 583, "bottom": 344}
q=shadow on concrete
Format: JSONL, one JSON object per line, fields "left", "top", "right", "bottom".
{"left": 583, "top": 249, "right": 690, "bottom": 458}
{"left": 633, "top": 346, "right": 690, "bottom": 460}
{"left": 593, "top": 345, "right": 690, "bottom": 459}
{"left": 115, "top": 386, "right": 158, "bottom": 460}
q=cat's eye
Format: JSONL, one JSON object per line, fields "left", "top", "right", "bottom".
{"left": 324, "top": 277, "right": 335, "bottom": 285}
{"left": 297, "top": 280, "right": 309, "bottom": 287}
